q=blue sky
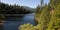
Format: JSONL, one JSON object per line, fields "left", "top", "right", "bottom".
{"left": 1, "top": 0, "right": 49, "bottom": 8}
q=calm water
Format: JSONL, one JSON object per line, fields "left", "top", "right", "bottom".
{"left": 3, "top": 13, "right": 36, "bottom": 30}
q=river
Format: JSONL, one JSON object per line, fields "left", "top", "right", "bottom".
{"left": 3, "top": 13, "right": 36, "bottom": 30}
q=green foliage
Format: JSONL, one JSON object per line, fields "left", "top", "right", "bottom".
{"left": 0, "top": 2, "right": 33, "bottom": 14}
{"left": 19, "top": 23, "right": 44, "bottom": 30}
{"left": 19, "top": 0, "right": 60, "bottom": 30}
{"left": 19, "top": 23, "right": 36, "bottom": 30}
{"left": 36, "top": 5, "right": 40, "bottom": 14}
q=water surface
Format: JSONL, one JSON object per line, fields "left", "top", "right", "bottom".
{"left": 3, "top": 13, "right": 36, "bottom": 30}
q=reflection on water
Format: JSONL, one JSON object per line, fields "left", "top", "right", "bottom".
{"left": 2, "top": 13, "right": 36, "bottom": 30}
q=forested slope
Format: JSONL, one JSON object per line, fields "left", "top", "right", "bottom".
{"left": 19, "top": 0, "right": 60, "bottom": 30}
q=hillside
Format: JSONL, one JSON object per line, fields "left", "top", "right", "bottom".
{"left": 0, "top": 2, "right": 35, "bottom": 14}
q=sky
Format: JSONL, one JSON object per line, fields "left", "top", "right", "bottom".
{"left": 1, "top": 0, "right": 49, "bottom": 8}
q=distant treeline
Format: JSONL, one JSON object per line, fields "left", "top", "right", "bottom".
{"left": 0, "top": 2, "right": 34, "bottom": 14}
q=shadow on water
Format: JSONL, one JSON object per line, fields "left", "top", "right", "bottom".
{"left": 0, "top": 23, "right": 4, "bottom": 30}
{"left": 0, "top": 26, "right": 3, "bottom": 30}
{"left": 5, "top": 16, "right": 24, "bottom": 21}
{"left": 2, "top": 13, "right": 36, "bottom": 30}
